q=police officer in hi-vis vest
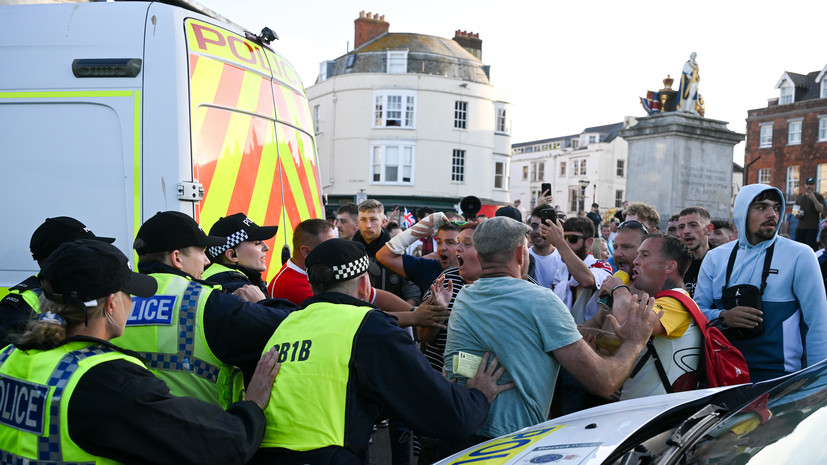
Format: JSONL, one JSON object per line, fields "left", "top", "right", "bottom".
{"left": 0, "top": 239, "right": 280, "bottom": 464}
{"left": 114, "top": 211, "right": 296, "bottom": 408}
{"left": 0, "top": 217, "right": 115, "bottom": 348}
{"left": 250, "top": 239, "right": 515, "bottom": 465}
{"left": 202, "top": 212, "right": 277, "bottom": 295}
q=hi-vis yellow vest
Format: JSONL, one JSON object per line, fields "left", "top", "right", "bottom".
{"left": 5, "top": 275, "right": 42, "bottom": 314}
{"left": 201, "top": 263, "right": 244, "bottom": 282}
{"left": 260, "top": 301, "right": 372, "bottom": 451}
{"left": 0, "top": 341, "right": 143, "bottom": 464}
{"left": 113, "top": 273, "right": 242, "bottom": 408}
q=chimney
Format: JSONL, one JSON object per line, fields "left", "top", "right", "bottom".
{"left": 354, "top": 11, "right": 389, "bottom": 49}
{"left": 453, "top": 30, "right": 482, "bottom": 60}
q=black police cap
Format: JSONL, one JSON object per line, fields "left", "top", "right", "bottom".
{"left": 30, "top": 217, "right": 115, "bottom": 261}
{"left": 40, "top": 240, "right": 157, "bottom": 307}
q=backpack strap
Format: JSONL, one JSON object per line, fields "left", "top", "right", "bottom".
{"left": 657, "top": 289, "right": 709, "bottom": 333}
{"left": 647, "top": 340, "right": 674, "bottom": 394}
{"left": 724, "top": 242, "right": 739, "bottom": 292}
{"left": 629, "top": 338, "right": 674, "bottom": 394}
{"left": 722, "top": 241, "right": 775, "bottom": 296}
{"left": 759, "top": 242, "right": 775, "bottom": 296}
{"left": 630, "top": 342, "right": 652, "bottom": 378}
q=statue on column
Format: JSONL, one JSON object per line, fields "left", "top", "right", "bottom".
{"left": 678, "top": 52, "right": 700, "bottom": 114}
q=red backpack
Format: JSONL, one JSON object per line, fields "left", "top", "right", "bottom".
{"left": 636, "top": 290, "right": 750, "bottom": 392}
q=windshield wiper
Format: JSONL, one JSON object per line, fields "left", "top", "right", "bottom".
{"left": 655, "top": 404, "right": 727, "bottom": 465}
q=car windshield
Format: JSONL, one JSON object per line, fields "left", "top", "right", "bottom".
{"left": 683, "top": 362, "right": 827, "bottom": 464}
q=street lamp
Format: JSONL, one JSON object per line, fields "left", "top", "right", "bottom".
{"left": 578, "top": 179, "right": 590, "bottom": 212}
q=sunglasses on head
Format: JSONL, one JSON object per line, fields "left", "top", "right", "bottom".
{"left": 565, "top": 234, "right": 587, "bottom": 244}
{"left": 618, "top": 220, "right": 649, "bottom": 234}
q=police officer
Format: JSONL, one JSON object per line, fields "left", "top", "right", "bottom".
{"left": 0, "top": 240, "right": 280, "bottom": 464}
{"left": 114, "top": 211, "right": 296, "bottom": 408}
{"left": 202, "top": 212, "right": 277, "bottom": 294}
{"left": 250, "top": 239, "right": 514, "bottom": 465}
{"left": 0, "top": 217, "right": 114, "bottom": 348}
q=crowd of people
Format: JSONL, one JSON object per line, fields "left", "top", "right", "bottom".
{"left": 2, "top": 181, "right": 827, "bottom": 464}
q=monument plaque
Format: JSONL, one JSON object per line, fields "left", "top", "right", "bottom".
{"left": 620, "top": 112, "right": 743, "bottom": 223}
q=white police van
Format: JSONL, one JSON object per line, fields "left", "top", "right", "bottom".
{"left": 436, "top": 360, "right": 827, "bottom": 464}
{"left": 0, "top": 0, "right": 323, "bottom": 295}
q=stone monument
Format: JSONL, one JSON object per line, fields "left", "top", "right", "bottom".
{"left": 626, "top": 54, "right": 743, "bottom": 223}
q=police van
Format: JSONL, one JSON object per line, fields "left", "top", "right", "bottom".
{"left": 0, "top": 0, "right": 323, "bottom": 295}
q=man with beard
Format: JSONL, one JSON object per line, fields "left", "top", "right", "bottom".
{"left": 677, "top": 207, "right": 713, "bottom": 297}
{"left": 695, "top": 184, "right": 827, "bottom": 382}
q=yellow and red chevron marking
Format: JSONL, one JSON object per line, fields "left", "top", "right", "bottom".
{"left": 276, "top": 123, "right": 323, "bottom": 243}
{"left": 186, "top": 19, "right": 322, "bottom": 282}
{"left": 273, "top": 83, "right": 313, "bottom": 134}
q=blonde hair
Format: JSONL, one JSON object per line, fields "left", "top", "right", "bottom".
{"left": 590, "top": 237, "right": 608, "bottom": 260}
{"left": 16, "top": 295, "right": 107, "bottom": 349}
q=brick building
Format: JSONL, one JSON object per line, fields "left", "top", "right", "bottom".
{"left": 745, "top": 64, "right": 827, "bottom": 205}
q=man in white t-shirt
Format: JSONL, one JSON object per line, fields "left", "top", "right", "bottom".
{"left": 528, "top": 206, "right": 563, "bottom": 289}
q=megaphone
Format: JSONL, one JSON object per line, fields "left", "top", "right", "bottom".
{"left": 460, "top": 196, "right": 481, "bottom": 220}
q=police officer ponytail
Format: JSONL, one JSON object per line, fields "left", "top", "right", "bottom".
{"left": 15, "top": 296, "right": 107, "bottom": 349}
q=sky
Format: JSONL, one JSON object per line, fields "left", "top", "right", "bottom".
{"left": 198, "top": 0, "right": 827, "bottom": 165}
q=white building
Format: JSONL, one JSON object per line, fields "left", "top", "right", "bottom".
{"left": 307, "top": 12, "right": 512, "bottom": 213}
{"left": 510, "top": 119, "right": 635, "bottom": 218}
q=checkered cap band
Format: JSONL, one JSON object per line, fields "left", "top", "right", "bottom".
{"left": 332, "top": 255, "right": 369, "bottom": 281}
{"left": 207, "top": 229, "right": 248, "bottom": 259}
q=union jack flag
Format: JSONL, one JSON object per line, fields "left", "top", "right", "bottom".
{"left": 402, "top": 208, "right": 415, "bottom": 228}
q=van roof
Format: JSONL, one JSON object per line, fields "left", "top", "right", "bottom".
{"left": 116, "top": 0, "right": 244, "bottom": 31}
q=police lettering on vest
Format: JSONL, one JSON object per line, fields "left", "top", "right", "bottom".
{"left": 0, "top": 375, "right": 49, "bottom": 434}
{"left": 128, "top": 295, "right": 177, "bottom": 325}
{"left": 274, "top": 339, "right": 312, "bottom": 363}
